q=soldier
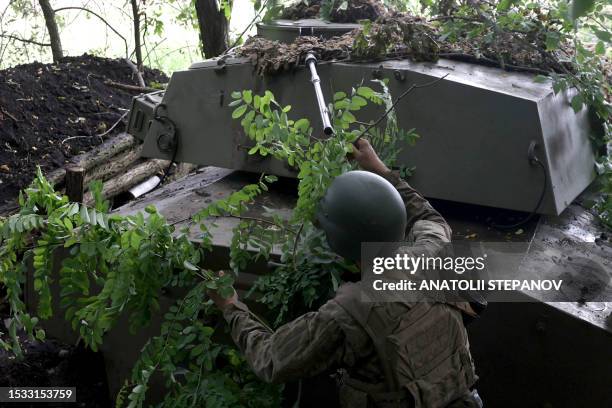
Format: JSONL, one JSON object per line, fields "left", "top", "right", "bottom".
{"left": 209, "top": 139, "right": 482, "bottom": 408}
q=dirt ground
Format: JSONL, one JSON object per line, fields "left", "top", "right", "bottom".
{"left": 0, "top": 338, "right": 110, "bottom": 407}
{"left": 0, "top": 54, "right": 167, "bottom": 213}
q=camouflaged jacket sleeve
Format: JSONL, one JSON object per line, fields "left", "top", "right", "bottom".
{"left": 382, "top": 170, "right": 452, "bottom": 249}
{"left": 222, "top": 299, "right": 350, "bottom": 384}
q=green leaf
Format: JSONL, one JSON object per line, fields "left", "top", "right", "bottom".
{"left": 183, "top": 260, "right": 199, "bottom": 271}
{"left": 356, "top": 86, "right": 374, "bottom": 98}
{"left": 63, "top": 218, "right": 73, "bottom": 231}
{"left": 571, "top": 93, "right": 584, "bottom": 112}
{"left": 595, "top": 41, "right": 605, "bottom": 55}
{"left": 130, "top": 233, "right": 142, "bottom": 250}
{"left": 350, "top": 95, "right": 367, "bottom": 108}
{"left": 80, "top": 205, "right": 90, "bottom": 223}
{"left": 545, "top": 32, "right": 560, "bottom": 51}
{"left": 341, "top": 111, "right": 356, "bottom": 123}
{"left": 333, "top": 91, "right": 347, "bottom": 101}
{"left": 534, "top": 75, "right": 549, "bottom": 83}
{"left": 35, "top": 329, "right": 46, "bottom": 341}
{"left": 232, "top": 105, "right": 248, "bottom": 119}
{"left": 242, "top": 90, "right": 253, "bottom": 104}
{"left": 593, "top": 29, "right": 611, "bottom": 43}
{"left": 497, "top": 0, "right": 517, "bottom": 11}
{"left": 570, "top": 0, "right": 595, "bottom": 20}
{"left": 294, "top": 118, "right": 310, "bottom": 132}
{"left": 191, "top": 344, "right": 205, "bottom": 357}
{"left": 218, "top": 285, "right": 235, "bottom": 299}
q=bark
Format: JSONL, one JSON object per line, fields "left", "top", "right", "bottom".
{"left": 194, "top": 0, "right": 231, "bottom": 58}
{"left": 84, "top": 146, "right": 143, "bottom": 186}
{"left": 104, "top": 80, "right": 156, "bottom": 93}
{"left": 65, "top": 166, "right": 85, "bottom": 203}
{"left": 72, "top": 133, "right": 137, "bottom": 171}
{"left": 84, "top": 159, "right": 169, "bottom": 204}
{"left": 38, "top": 0, "right": 63, "bottom": 62}
{"left": 45, "top": 133, "right": 137, "bottom": 187}
{"left": 124, "top": 58, "right": 146, "bottom": 88}
{"left": 129, "top": 0, "right": 144, "bottom": 73}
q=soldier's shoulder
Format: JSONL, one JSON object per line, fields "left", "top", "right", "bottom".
{"left": 335, "top": 281, "right": 361, "bottom": 298}
{"left": 333, "top": 282, "right": 370, "bottom": 308}
{"left": 328, "top": 282, "right": 374, "bottom": 326}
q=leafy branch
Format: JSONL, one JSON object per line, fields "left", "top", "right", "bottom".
{"left": 0, "top": 78, "right": 419, "bottom": 406}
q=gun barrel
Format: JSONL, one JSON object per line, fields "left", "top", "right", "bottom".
{"left": 305, "top": 53, "right": 334, "bottom": 136}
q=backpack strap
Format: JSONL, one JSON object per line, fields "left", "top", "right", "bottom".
{"left": 334, "top": 283, "right": 431, "bottom": 396}
{"left": 334, "top": 283, "right": 397, "bottom": 393}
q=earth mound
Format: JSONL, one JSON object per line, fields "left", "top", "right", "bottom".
{"left": 0, "top": 54, "right": 167, "bottom": 211}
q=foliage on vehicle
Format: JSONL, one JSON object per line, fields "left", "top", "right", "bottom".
{"left": 0, "top": 79, "right": 412, "bottom": 406}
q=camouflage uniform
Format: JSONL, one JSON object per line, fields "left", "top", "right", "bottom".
{"left": 222, "top": 172, "right": 479, "bottom": 407}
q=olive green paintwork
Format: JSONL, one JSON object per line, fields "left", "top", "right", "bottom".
{"left": 127, "top": 54, "right": 596, "bottom": 215}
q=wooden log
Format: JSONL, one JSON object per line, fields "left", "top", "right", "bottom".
{"left": 84, "top": 159, "right": 169, "bottom": 205}
{"left": 46, "top": 167, "right": 66, "bottom": 187}
{"left": 84, "top": 145, "right": 143, "bottom": 186}
{"left": 73, "top": 132, "right": 137, "bottom": 171}
{"left": 45, "top": 133, "right": 137, "bottom": 189}
{"left": 65, "top": 166, "right": 85, "bottom": 203}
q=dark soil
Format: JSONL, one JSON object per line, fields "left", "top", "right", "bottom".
{"left": 0, "top": 338, "right": 110, "bottom": 407}
{"left": 0, "top": 54, "right": 167, "bottom": 213}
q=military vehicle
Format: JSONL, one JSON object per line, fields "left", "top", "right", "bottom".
{"left": 27, "top": 18, "right": 611, "bottom": 407}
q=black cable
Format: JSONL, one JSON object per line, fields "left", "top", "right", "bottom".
{"left": 152, "top": 103, "right": 179, "bottom": 184}
{"left": 160, "top": 131, "right": 179, "bottom": 184}
{"left": 489, "top": 158, "right": 548, "bottom": 230}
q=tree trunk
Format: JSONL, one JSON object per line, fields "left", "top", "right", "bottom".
{"left": 38, "top": 0, "right": 63, "bottom": 62}
{"left": 129, "top": 0, "right": 143, "bottom": 73}
{"left": 194, "top": 0, "right": 231, "bottom": 58}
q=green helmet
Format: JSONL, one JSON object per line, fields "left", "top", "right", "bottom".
{"left": 316, "top": 170, "right": 407, "bottom": 261}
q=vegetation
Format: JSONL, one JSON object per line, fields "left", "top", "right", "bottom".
{"left": 0, "top": 79, "right": 412, "bottom": 406}
{"left": 0, "top": 0, "right": 609, "bottom": 405}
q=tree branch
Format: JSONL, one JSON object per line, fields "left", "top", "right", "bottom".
{"left": 54, "top": 6, "right": 145, "bottom": 87}
{"left": 0, "top": 33, "right": 50, "bottom": 47}
{"left": 53, "top": 6, "right": 129, "bottom": 58}
{"left": 292, "top": 222, "right": 305, "bottom": 270}
{"left": 104, "top": 80, "right": 156, "bottom": 93}
{"left": 38, "top": 0, "right": 63, "bottom": 62}
{"left": 123, "top": 58, "right": 146, "bottom": 88}
{"left": 355, "top": 73, "right": 449, "bottom": 141}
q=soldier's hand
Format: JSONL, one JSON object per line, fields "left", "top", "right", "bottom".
{"left": 207, "top": 271, "right": 238, "bottom": 310}
{"left": 352, "top": 138, "right": 390, "bottom": 176}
